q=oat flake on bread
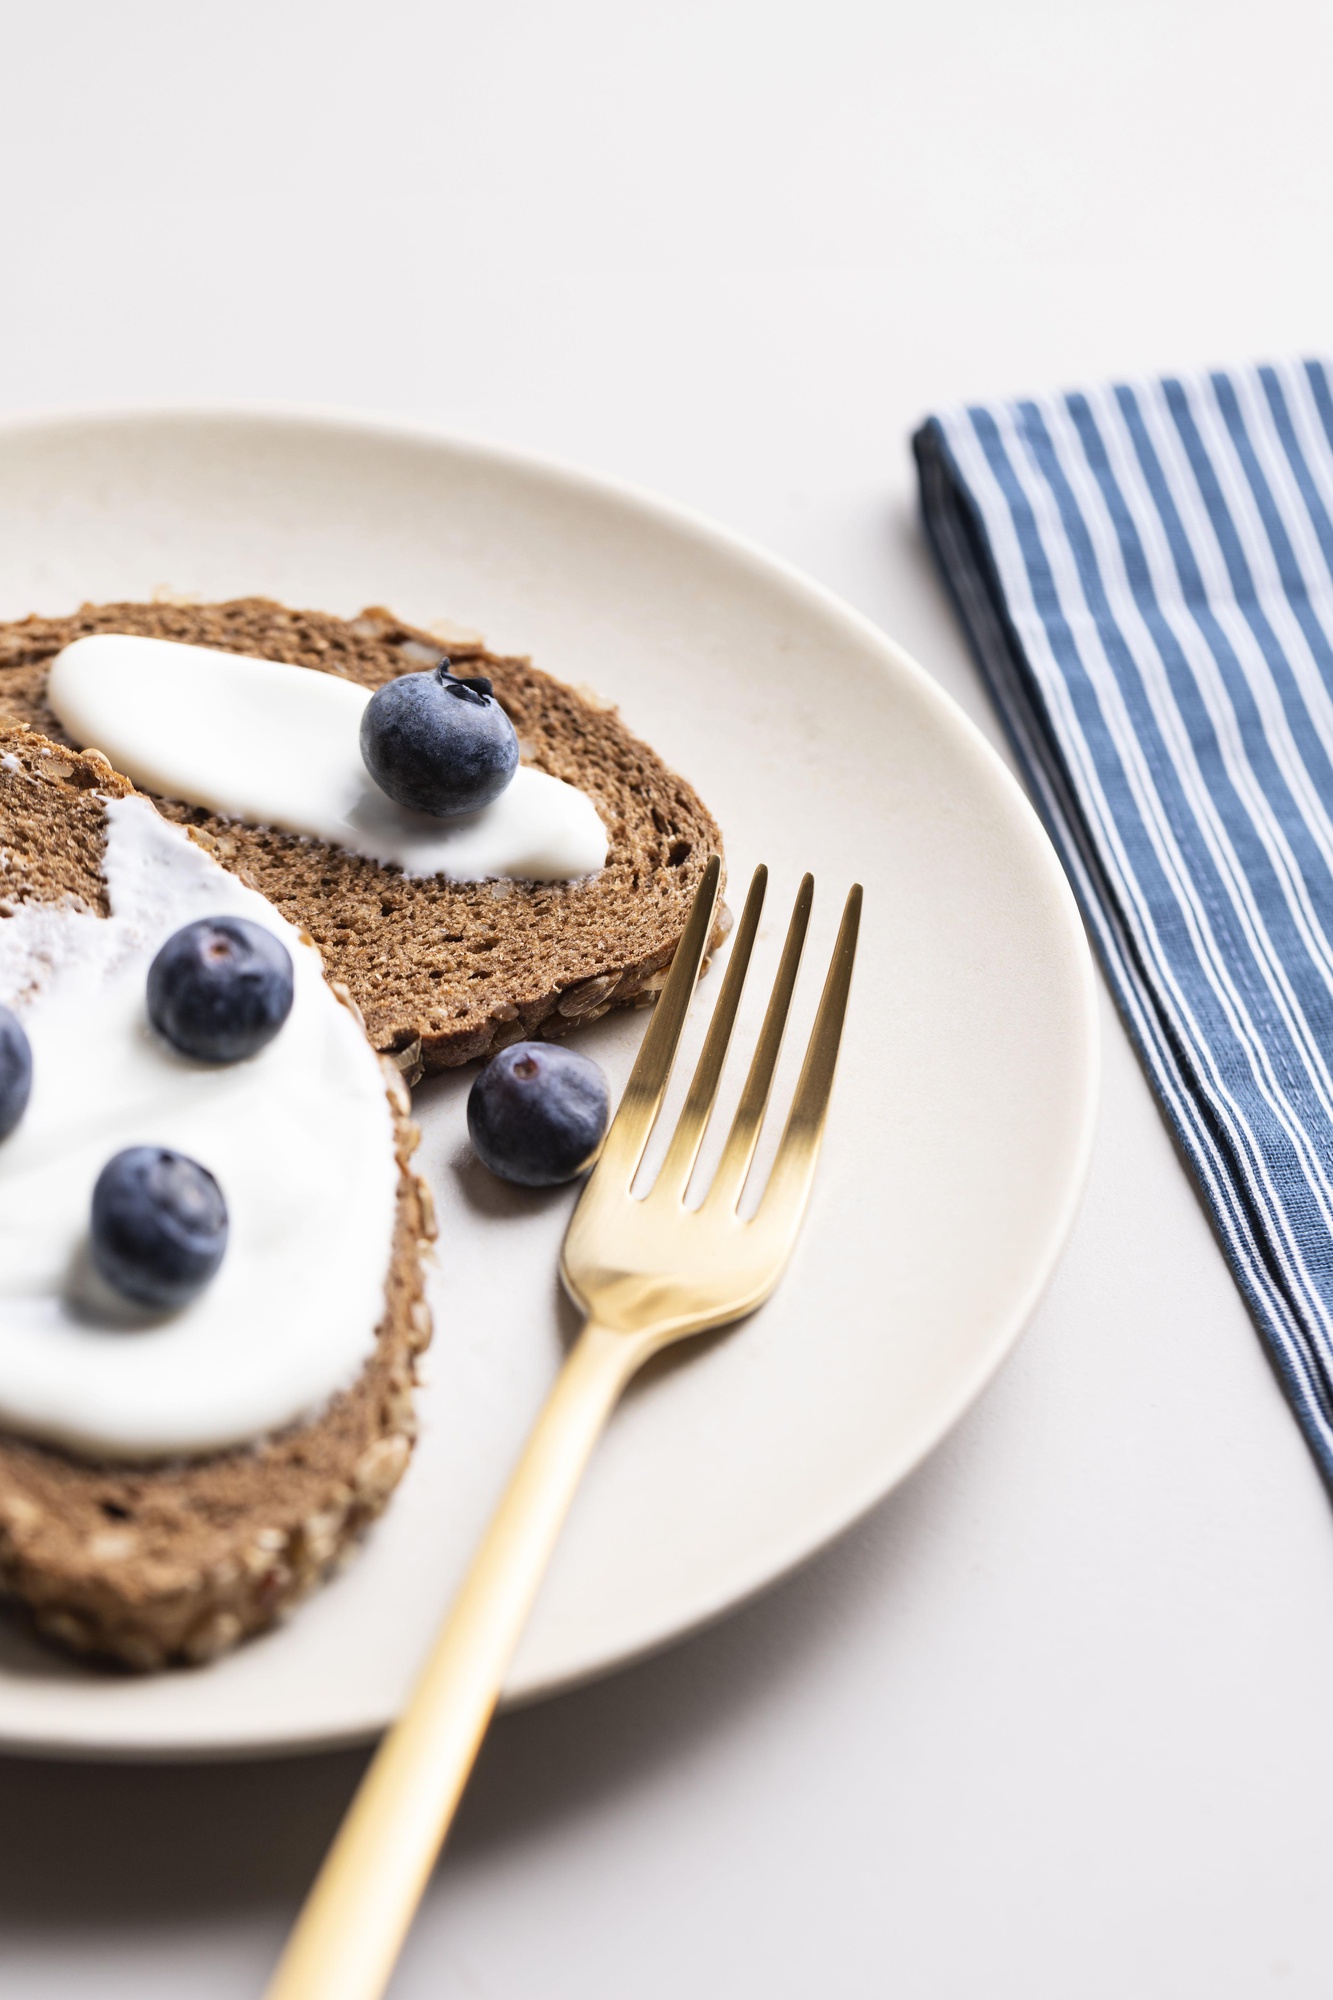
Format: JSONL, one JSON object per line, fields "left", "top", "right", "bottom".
{"left": 0, "top": 598, "right": 727, "bottom": 1080}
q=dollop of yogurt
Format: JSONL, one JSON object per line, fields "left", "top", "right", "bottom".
{"left": 0, "top": 795, "right": 400, "bottom": 1460}
{"left": 47, "top": 634, "right": 608, "bottom": 883}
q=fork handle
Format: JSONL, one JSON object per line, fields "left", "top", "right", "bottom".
{"left": 264, "top": 1317, "right": 640, "bottom": 2000}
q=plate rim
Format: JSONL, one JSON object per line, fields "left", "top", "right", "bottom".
{"left": 0, "top": 400, "right": 1100, "bottom": 1758}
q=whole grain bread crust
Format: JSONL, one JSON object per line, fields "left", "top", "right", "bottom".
{"left": 0, "top": 598, "right": 726, "bottom": 1081}
{"left": 0, "top": 729, "right": 434, "bottom": 1670}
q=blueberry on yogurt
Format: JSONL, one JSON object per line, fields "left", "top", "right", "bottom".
{"left": 360, "top": 659, "right": 520, "bottom": 817}
{"left": 148, "top": 916, "right": 294, "bottom": 1063}
{"left": 0, "top": 1006, "right": 32, "bottom": 1140}
{"left": 90, "top": 1146, "right": 229, "bottom": 1310}
{"left": 467, "top": 1041, "right": 610, "bottom": 1187}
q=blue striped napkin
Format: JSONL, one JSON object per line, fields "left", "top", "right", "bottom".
{"left": 914, "top": 360, "right": 1333, "bottom": 1487}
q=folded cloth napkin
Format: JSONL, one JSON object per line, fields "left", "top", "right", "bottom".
{"left": 915, "top": 359, "right": 1333, "bottom": 1489}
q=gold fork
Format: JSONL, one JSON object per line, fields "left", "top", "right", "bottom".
{"left": 265, "top": 855, "right": 862, "bottom": 2000}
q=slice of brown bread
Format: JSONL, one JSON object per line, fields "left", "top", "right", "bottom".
{"left": 0, "top": 597, "right": 725, "bottom": 1082}
{"left": 0, "top": 728, "right": 434, "bottom": 1670}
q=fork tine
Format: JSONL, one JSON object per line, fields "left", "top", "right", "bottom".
{"left": 752, "top": 882, "right": 862, "bottom": 1238}
{"left": 592, "top": 854, "right": 722, "bottom": 1188}
{"left": 648, "top": 864, "right": 768, "bottom": 1205}
{"left": 703, "top": 872, "right": 814, "bottom": 1215}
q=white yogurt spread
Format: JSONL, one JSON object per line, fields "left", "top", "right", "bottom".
{"left": 47, "top": 634, "right": 609, "bottom": 883}
{"left": 0, "top": 794, "right": 399, "bottom": 1460}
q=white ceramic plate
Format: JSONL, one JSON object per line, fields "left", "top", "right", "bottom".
{"left": 0, "top": 409, "right": 1097, "bottom": 1757}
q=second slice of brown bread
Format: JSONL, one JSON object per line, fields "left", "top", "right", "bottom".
{"left": 0, "top": 729, "right": 434, "bottom": 1669}
{"left": 0, "top": 597, "right": 725, "bottom": 1079}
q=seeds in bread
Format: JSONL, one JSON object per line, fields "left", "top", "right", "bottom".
{"left": 0, "top": 729, "right": 432, "bottom": 1669}
{"left": 0, "top": 598, "right": 727, "bottom": 1080}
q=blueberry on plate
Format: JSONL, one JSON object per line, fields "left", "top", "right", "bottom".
{"left": 467, "top": 1041, "right": 610, "bottom": 1188}
{"left": 360, "top": 659, "right": 520, "bottom": 818}
{"left": 0, "top": 1006, "right": 32, "bottom": 1140}
{"left": 148, "top": 916, "right": 294, "bottom": 1063}
{"left": 90, "top": 1146, "right": 228, "bottom": 1310}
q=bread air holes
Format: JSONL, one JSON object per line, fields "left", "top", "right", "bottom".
{"left": 668, "top": 839, "right": 690, "bottom": 867}
{"left": 99, "top": 1500, "right": 133, "bottom": 1522}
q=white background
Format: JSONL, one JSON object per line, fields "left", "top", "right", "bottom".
{"left": 3, "top": 2, "right": 1333, "bottom": 1994}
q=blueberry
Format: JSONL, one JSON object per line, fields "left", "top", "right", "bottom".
{"left": 90, "top": 1146, "right": 228, "bottom": 1309}
{"left": 148, "top": 916, "right": 294, "bottom": 1063}
{"left": 468, "top": 1041, "right": 610, "bottom": 1187}
{"left": 360, "top": 659, "right": 520, "bottom": 818}
{"left": 0, "top": 1006, "right": 32, "bottom": 1140}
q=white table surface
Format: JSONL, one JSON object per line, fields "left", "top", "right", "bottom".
{"left": 4, "top": 3, "right": 1333, "bottom": 1993}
